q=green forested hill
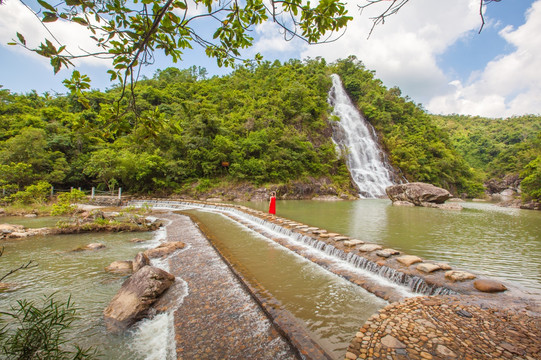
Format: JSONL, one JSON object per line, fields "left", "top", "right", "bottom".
{"left": 431, "top": 114, "right": 541, "bottom": 200}
{"left": 1, "top": 57, "right": 537, "bottom": 201}
{"left": 332, "top": 57, "right": 483, "bottom": 196}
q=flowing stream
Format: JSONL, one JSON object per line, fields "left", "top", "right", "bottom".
{"left": 0, "top": 223, "right": 178, "bottom": 359}
{"left": 328, "top": 74, "right": 396, "bottom": 197}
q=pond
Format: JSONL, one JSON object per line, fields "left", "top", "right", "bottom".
{"left": 236, "top": 199, "right": 541, "bottom": 294}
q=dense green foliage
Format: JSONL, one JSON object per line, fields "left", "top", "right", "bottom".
{"left": 1, "top": 58, "right": 537, "bottom": 199}
{"left": 0, "top": 60, "right": 352, "bottom": 196}
{"left": 332, "top": 57, "right": 484, "bottom": 196}
{"left": 431, "top": 114, "right": 541, "bottom": 200}
{"left": 0, "top": 294, "right": 95, "bottom": 359}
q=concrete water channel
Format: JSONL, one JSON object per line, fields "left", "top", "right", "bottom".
{"left": 131, "top": 199, "right": 541, "bottom": 360}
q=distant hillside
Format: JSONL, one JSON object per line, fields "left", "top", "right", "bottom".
{"left": 0, "top": 58, "right": 497, "bottom": 200}
{"left": 431, "top": 114, "right": 541, "bottom": 200}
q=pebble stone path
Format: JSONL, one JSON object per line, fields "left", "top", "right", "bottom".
{"left": 345, "top": 296, "right": 541, "bottom": 360}
{"left": 160, "top": 212, "right": 298, "bottom": 360}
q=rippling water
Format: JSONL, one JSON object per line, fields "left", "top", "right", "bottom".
{"left": 237, "top": 199, "right": 541, "bottom": 294}
{"left": 0, "top": 227, "right": 159, "bottom": 358}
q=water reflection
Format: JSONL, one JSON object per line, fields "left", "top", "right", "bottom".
{"left": 236, "top": 200, "right": 541, "bottom": 293}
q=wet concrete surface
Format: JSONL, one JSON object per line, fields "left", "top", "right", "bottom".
{"left": 160, "top": 212, "right": 298, "bottom": 360}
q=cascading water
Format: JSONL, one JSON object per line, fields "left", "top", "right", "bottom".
{"left": 130, "top": 200, "right": 455, "bottom": 297}
{"left": 328, "top": 74, "right": 396, "bottom": 198}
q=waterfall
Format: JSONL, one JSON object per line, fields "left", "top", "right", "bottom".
{"left": 328, "top": 74, "right": 396, "bottom": 198}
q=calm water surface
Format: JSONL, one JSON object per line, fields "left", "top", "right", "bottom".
{"left": 238, "top": 199, "right": 541, "bottom": 294}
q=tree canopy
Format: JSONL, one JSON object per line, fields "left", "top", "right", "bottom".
{"left": 10, "top": 0, "right": 352, "bottom": 84}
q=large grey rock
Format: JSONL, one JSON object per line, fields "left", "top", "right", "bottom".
{"left": 103, "top": 265, "right": 175, "bottom": 333}
{"left": 386, "top": 183, "right": 451, "bottom": 206}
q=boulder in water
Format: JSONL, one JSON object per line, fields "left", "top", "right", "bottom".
{"left": 73, "top": 243, "right": 105, "bottom": 251}
{"left": 386, "top": 183, "right": 451, "bottom": 206}
{"left": 396, "top": 255, "right": 423, "bottom": 267}
{"left": 473, "top": 279, "right": 507, "bottom": 293}
{"left": 144, "top": 241, "right": 185, "bottom": 258}
{"left": 103, "top": 265, "right": 175, "bottom": 333}
{"left": 445, "top": 270, "right": 476, "bottom": 282}
{"left": 105, "top": 260, "right": 133, "bottom": 274}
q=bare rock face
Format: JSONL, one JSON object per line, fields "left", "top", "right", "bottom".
{"left": 103, "top": 265, "right": 175, "bottom": 333}
{"left": 386, "top": 183, "right": 451, "bottom": 206}
{"left": 133, "top": 252, "right": 150, "bottom": 272}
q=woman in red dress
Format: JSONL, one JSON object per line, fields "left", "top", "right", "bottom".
{"left": 269, "top": 191, "right": 276, "bottom": 215}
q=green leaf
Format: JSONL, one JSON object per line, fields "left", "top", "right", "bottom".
{"left": 72, "top": 17, "right": 89, "bottom": 26}
{"left": 37, "top": 0, "right": 56, "bottom": 12}
{"left": 43, "top": 11, "right": 58, "bottom": 22}
{"left": 16, "top": 32, "right": 26, "bottom": 46}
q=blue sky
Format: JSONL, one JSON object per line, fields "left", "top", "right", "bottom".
{"left": 1, "top": 0, "right": 540, "bottom": 117}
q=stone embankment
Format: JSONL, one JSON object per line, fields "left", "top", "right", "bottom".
{"left": 158, "top": 213, "right": 301, "bottom": 360}
{"left": 345, "top": 296, "right": 540, "bottom": 360}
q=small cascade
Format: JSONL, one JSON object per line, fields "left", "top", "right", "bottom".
{"left": 328, "top": 74, "right": 396, "bottom": 198}
{"left": 131, "top": 200, "right": 455, "bottom": 297}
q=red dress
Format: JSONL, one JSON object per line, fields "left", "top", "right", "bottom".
{"left": 269, "top": 196, "right": 276, "bottom": 215}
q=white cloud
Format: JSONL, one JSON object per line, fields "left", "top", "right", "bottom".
{"left": 0, "top": 0, "right": 111, "bottom": 68}
{"left": 300, "top": 0, "right": 481, "bottom": 104}
{"left": 427, "top": 0, "right": 541, "bottom": 116}
{"left": 252, "top": 21, "right": 298, "bottom": 53}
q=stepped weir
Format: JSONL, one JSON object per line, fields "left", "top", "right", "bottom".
{"left": 129, "top": 199, "right": 514, "bottom": 302}
{"left": 129, "top": 199, "right": 539, "bottom": 360}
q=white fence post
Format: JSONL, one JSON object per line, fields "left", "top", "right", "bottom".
{"left": 118, "top": 187, "right": 122, "bottom": 200}
{"left": 91, "top": 187, "right": 95, "bottom": 199}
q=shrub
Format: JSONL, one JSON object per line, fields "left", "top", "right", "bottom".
{"left": 10, "top": 181, "right": 52, "bottom": 205}
{"left": 0, "top": 294, "right": 96, "bottom": 359}
{"left": 52, "top": 189, "right": 86, "bottom": 215}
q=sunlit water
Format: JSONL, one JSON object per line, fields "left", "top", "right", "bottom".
{"left": 237, "top": 199, "right": 541, "bottom": 294}
{"left": 0, "top": 224, "right": 170, "bottom": 359}
{"left": 186, "top": 209, "right": 387, "bottom": 357}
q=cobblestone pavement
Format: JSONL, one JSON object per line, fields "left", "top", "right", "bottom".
{"left": 161, "top": 212, "right": 298, "bottom": 360}
{"left": 345, "top": 295, "right": 541, "bottom": 360}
